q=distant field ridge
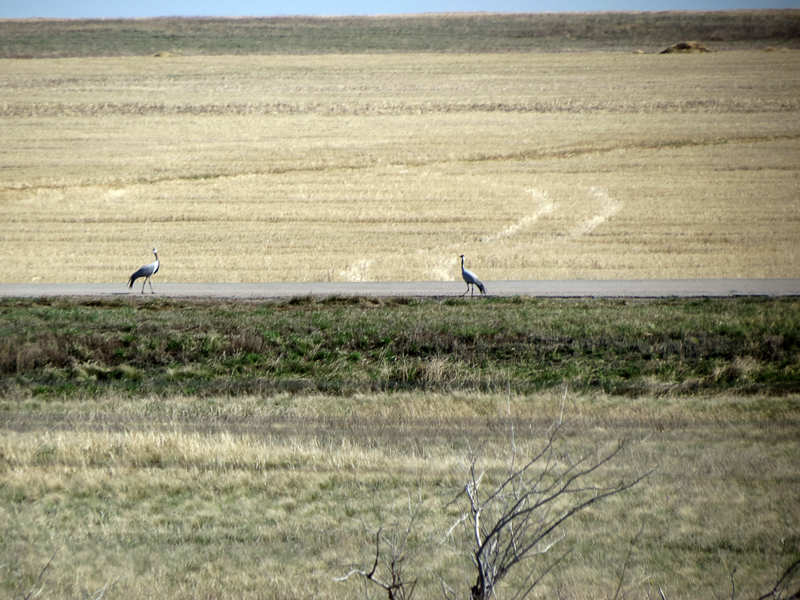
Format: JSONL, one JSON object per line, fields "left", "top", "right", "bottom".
{"left": 1, "top": 10, "right": 799, "bottom": 57}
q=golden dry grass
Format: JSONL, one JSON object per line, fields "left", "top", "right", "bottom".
{"left": 1, "top": 51, "right": 799, "bottom": 283}
{"left": 1, "top": 392, "right": 798, "bottom": 599}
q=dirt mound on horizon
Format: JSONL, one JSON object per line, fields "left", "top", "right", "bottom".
{"left": 660, "top": 41, "right": 710, "bottom": 54}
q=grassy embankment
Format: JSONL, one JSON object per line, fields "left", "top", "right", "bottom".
{"left": 2, "top": 295, "right": 799, "bottom": 400}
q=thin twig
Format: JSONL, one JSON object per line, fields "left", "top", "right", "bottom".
{"left": 22, "top": 549, "right": 58, "bottom": 600}
{"left": 93, "top": 575, "right": 129, "bottom": 600}
{"left": 754, "top": 557, "right": 800, "bottom": 600}
{"left": 612, "top": 523, "right": 645, "bottom": 600}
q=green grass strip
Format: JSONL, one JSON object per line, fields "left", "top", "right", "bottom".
{"left": 1, "top": 295, "right": 798, "bottom": 399}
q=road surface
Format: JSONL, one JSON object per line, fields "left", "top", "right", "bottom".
{"left": 1, "top": 279, "right": 798, "bottom": 299}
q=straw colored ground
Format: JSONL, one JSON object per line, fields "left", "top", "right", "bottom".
{"left": 1, "top": 50, "right": 799, "bottom": 284}
{"left": 2, "top": 392, "right": 799, "bottom": 600}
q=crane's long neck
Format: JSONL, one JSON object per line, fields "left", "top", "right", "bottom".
{"left": 461, "top": 255, "right": 465, "bottom": 271}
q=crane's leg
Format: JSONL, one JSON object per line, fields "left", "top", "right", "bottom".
{"left": 147, "top": 276, "right": 155, "bottom": 294}
{"left": 141, "top": 278, "right": 146, "bottom": 294}
{"left": 462, "top": 284, "right": 469, "bottom": 297}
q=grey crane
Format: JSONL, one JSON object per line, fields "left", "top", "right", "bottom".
{"left": 128, "top": 248, "right": 160, "bottom": 294}
{"left": 460, "top": 254, "right": 486, "bottom": 297}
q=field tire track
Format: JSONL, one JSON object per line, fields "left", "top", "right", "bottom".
{"left": 481, "top": 188, "right": 555, "bottom": 243}
{"left": 569, "top": 187, "right": 623, "bottom": 238}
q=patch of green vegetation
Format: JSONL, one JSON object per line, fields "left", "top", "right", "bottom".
{"left": 1, "top": 296, "right": 798, "bottom": 400}
{"left": 1, "top": 11, "right": 798, "bottom": 58}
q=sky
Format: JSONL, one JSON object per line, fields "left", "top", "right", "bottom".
{"left": 1, "top": 0, "right": 798, "bottom": 19}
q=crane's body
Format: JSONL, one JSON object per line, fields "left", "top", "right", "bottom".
{"left": 128, "top": 248, "right": 160, "bottom": 294}
{"left": 460, "top": 254, "right": 486, "bottom": 297}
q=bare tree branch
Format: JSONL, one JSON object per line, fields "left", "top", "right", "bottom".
{"left": 21, "top": 549, "right": 58, "bottom": 600}
{"left": 753, "top": 557, "right": 800, "bottom": 600}
{"left": 455, "top": 425, "right": 652, "bottom": 600}
{"left": 342, "top": 411, "right": 653, "bottom": 600}
{"left": 613, "top": 523, "right": 646, "bottom": 600}
{"left": 336, "top": 499, "right": 423, "bottom": 600}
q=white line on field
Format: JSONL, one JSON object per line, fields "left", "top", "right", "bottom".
{"left": 569, "top": 187, "right": 623, "bottom": 238}
{"left": 481, "top": 188, "right": 555, "bottom": 243}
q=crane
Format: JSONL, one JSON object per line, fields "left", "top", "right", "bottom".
{"left": 128, "top": 248, "right": 160, "bottom": 294}
{"left": 460, "top": 254, "right": 486, "bottom": 297}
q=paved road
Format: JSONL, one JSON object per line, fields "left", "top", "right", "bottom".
{"left": 1, "top": 279, "right": 798, "bottom": 299}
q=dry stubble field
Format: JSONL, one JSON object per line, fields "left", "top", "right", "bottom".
{"left": 1, "top": 50, "right": 798, "bottom": 284}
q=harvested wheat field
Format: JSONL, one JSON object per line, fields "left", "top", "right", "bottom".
{"left": 1, "top": 51, "right": 799, "bottom": 283}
